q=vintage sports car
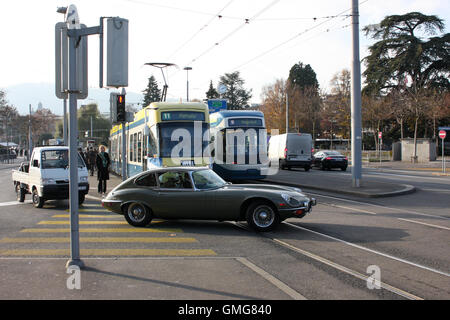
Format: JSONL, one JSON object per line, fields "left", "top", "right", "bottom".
{"left": 102, "top": 167, "right": 316, "bottom": 232}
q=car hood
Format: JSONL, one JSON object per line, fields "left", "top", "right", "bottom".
{"left": 224, "top": 183, "right": 307, "bottom": 196}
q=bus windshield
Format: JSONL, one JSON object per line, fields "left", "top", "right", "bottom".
{"left": 159, "top": 122, "right": 209, "bottom": 158}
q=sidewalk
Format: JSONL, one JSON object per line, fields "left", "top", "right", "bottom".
{"left": 261, "top": 170, "right": 415, "bottom": 198}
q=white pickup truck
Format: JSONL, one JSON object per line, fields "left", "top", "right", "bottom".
{"left": 12, "top": 146, "right": 89, "bottom": 208}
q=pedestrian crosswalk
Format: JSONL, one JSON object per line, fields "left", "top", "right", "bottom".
{"left": 0, "top": 202, "right": 216, "bottom": 258}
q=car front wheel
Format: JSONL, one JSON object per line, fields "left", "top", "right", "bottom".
{"left": 124, "top": 202, "right": 152, "bottom": 227}
{"left": 246, "top": 201, "right": 280, "bottom": 232}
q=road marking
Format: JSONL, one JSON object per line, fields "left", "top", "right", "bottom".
{"left": 308, "top": 192, "right": 450, "bottom": 221}
{"left": 20, "top": 228, "right": 183, "bottom": 233}
{"left": 0, "top": 237, "right": 197, "bottom": 243}
{"left": 270, "top": 238, "right": 423, "bottom": 300}
{"left": 397, "top": 218, "right": 450, "bottom": 231}
{"left": 324, "top": 203, "right": 377, "bottom": 215}
{"left": 0, "top": 248, "right": 216, "bottom": 256}
{"left": 65, "top": 208, "right": 110, "bottom": 212}
{"left": 0, "top": 201, "right": 31, "bottom": 207}
{"left": 236, "top": 257, "right": 307, "bottom": 300}
{"left": 52, "top": 214, "right": 123, "bottom": 219}
{"left": 38, "top": 220, "right": 130, "bottom": 225}
{"left": 284, "top": 222, "right": 450, "bottom": 278}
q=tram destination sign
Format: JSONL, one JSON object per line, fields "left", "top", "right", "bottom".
{"left": 161, "top": 111, "right": 205, "bottom": 122}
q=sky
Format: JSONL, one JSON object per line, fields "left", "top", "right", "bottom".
{"left": 0, "top": 0, "right": 449, "bottom": 115}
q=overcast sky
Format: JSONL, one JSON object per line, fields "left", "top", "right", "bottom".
{"left": 1, "top": 0, "right": 449, "bottom": 110}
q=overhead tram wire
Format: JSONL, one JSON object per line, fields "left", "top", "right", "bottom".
{"left": 229, "top": 0, "right": 370, "bottom": 72}
{"left": 167, "top": 0, "right": 235, "bottom": 61}
{"left": 167, "top": 0, "right": 281, "bottom": 81}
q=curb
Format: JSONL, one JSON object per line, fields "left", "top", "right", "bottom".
{"left": 261, "top": 179, "right": 416, "bottom": 198}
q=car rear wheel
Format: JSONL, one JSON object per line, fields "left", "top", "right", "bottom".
{"left": 32, "top": 189, "right": 45, "bottom": 208}
{"left": 246, "top": 201, "right": 280, "bottom": 232}
{"left": 124, "top": 202, "right": 152, "bottom": 227}
{"left": 304, "top": 166, "right": 310, "bottom": 172}
{"left": 341, "top": 166, "right": 347, "bottom": 171}
{"left": 16, "top": 184, "right": 25, "bottom": 202}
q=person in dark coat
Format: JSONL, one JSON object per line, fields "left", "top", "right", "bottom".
{"left": 88, "top": 147, "right": 97, "bottom": 176}
{"left": 96, "top": 145, "right": 110, "bottom": 195}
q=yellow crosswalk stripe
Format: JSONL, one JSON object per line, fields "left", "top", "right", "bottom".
{"left": 39, "top": 221, "right": 129, "bottom": 225}
{"left": 0, "top": 237, "right": 197, "bottom": 243}
{"left": 20, "top": 228, "right": 182, "bottom": 233}
{"left": 65, "top": 209, "right": 109, "bottom": 212}
{"left": 52, "top": 214, "right": 122, "bottom": 218}
{"left": 0, "top": 248, "right": 216, "bottom": 256}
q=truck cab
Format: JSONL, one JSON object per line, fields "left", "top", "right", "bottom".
{"left": 12, "top": 146, "right": 89, "bottom": 208}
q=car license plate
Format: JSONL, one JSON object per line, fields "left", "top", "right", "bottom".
{"left": 181, "top": 160, "right": 195, "bottom": 166}
{"left": 78, "top": 186, "right": 87, "bottom": 190}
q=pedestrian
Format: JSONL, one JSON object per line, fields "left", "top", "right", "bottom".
{"left": 78, "top": 147, "right": 87, "bottom": 167}
{"left": 96, "top": 145, "right": 110, "bottom": 196}
{"left": 88, "top": 147, "right": 97, "bottom": 176}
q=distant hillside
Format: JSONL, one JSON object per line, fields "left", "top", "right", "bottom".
{"left": 3, "top": 83, "right": 145, "bottom": 116}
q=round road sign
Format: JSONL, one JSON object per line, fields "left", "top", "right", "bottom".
{"left": 439, "top": 130, "right": 446, "bottom": 139}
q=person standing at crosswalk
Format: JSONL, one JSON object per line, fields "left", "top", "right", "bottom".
{"left": 96, "top": 145, "right": 110, "bottom": 196}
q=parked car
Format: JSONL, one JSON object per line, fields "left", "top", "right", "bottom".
{"left": 102, "top": 167, "right": 316, "bottom": 232}
{"left": 12, "top": 146, "right": 89, "bottom": 208}
{"left": 312, "top": 150, "right": 348, "bottom": 171}
{"left": 268, "top": 133, "right": 313, "bottom": 171}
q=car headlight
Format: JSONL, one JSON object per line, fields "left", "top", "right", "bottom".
{"left": 79, "top": 176, "right": 88, "bottom": 182}
{"left": 41, "top": 178, "right": 56, "bottom": 185}
{"left": 281, "top": 193, "right": 300, "bottom": 207}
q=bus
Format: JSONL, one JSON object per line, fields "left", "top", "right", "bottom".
{"left": 109, "top": 102, "right": 210, "bottom": 177}
{"left": 209, "top": 110, "right": 268, "bottom": 181}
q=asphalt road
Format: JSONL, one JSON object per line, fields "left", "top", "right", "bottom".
{"left": 0, "top": 163, "right": 449, "bottom": 300}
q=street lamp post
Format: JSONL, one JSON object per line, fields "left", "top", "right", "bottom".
{"left": 184, "top": 67, "right": 192, "bottom": 102}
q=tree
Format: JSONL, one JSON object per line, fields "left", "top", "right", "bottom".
{"left": 218, "top": 71, "right": 252, "bottom": 110}
{"left": 288, "top": 62, "right": 319, "bottom": 90}
{"left": 260, "top": 79, "right": 287, "bottom": 133}
{"left": 363, "top": 12, "right": 449, "bottom": 94}
{"left": 205, "top": 80, "right": 219, "bottom": 99}
{"left": 31, "top": 108, "right": 57, "bottom": 146}
{"left": 77, "top": 103, "right": 111, "bottom": 146}
{"left": 0, "top": 90, "right": 18, "bottom": 144}
{"left": 142, "top": 75, "right": 161, "bottom": 107}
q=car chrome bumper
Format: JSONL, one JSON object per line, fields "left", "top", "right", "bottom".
{"left": 101, "top": 199, "right": 123, "bottom": 214}
{"left": 279, "top": 198, "right": 316, "bottom": 219}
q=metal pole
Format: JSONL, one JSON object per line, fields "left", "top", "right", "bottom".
{"left": 28, "top": 104, "right": 32, "bottom": 160}
{"left": 443, "top": 139, "right": 446, "bottom": 174}
{"left": 286, "top": 93, "right": 289, "bottom": 134}
{"left": 121, "top": 121, "right": 127, "bottom": 181}
{"left": 66, "top": 31, "right": 83, "bottom": 269}
{"left": 351, "top": 0, "right": 362, "bottom": 187}
{"left": 90, "top": 115, "right": 93, "bottom": 138}
{"left": 63, "top": 98, "right": 68, "bottom": 145}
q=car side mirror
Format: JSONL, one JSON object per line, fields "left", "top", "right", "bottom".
{"left": 33, "top": 160, "right": 39, "bottom": 168}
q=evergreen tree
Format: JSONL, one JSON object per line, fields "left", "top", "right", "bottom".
{"left": 288, "top": 62, "right": 319, "bottom": 91}
{"left": 218, "top": 71, "right": 252, "bottom": 110}
{"left": 205, "top": 80, "right": 219, "bottom": 99}
{"left": 142, "top": 75, "right": 161, "bottom": 107}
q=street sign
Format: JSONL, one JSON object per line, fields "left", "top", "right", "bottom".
{"left": 439, "top": 130, "right": 446, "bottom": 140}
{"left": 55, "top": 22, "right": 88, "bottom": 99}
{"left": 207, "top": 99, "right": 227, "bottom": 113}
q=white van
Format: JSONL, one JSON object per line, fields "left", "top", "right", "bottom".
{"left": 12, "top": 146, "right": 89, "bottom": 208}
{"left": 268, "top": 133, "right": 313, "bottom": 171}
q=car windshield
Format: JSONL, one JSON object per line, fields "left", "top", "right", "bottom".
{"left": 192, "top": 169, "right": 227, "bottom": 190}
{"left": 41, "top": 150, "right": 85, "bottom": 169}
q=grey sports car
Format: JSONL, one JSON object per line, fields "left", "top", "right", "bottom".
{"left": 102, "top": 167, "right": 316, "bottom": 232}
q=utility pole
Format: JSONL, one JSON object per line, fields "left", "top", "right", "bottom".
{"left": 28, "top": 104, "right": 32, "bottom": 161}
{"left": 90, "top": 115, "right": 93, "bottom": 138}
{"left": 63, "top": 98, "right": 68, "bottom": 145}
{"left": 286, "top": 93, "right": 289, "bottom": 134}
{"left": 351, "top": 0, "right": 363, "bottom": 188}
{"left": 184, "top": 66, "right": 192, "bottom": 102}
{"left": 121, "top": 88, "right": 127, "bottom": 181}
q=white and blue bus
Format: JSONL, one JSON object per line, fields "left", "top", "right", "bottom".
{"left": 109, "top": 102, "right": 210, "bottom": 178}
{"left": 209, "top": 110, "right": 268, "bottom": 181}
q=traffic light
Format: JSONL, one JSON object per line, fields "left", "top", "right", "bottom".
{"left": 116, "top": 94, "right": 126, "bottom": 122}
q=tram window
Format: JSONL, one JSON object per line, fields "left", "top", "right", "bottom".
{"left": 130, "top": 134, "right": 134, "bottom": 162}
{"left": 134, "top": 133, "right": 138, "bottom": 162}
{"left": 149, "top": 132, "right": 157, "bottom": 156}
{"left": 138, "top": 132, "right": 142, "bottom": 163}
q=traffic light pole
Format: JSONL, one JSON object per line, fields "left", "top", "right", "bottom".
{"left": 121, "top": 121, "right": 127, "bottom": 181}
